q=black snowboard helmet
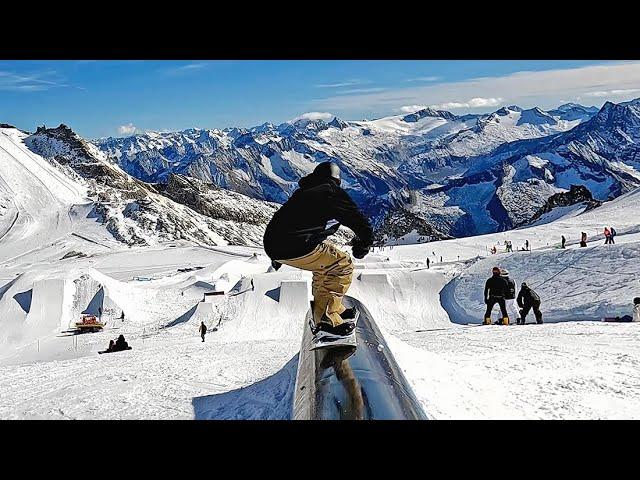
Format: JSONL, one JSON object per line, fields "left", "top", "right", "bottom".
{"left": 313, "top": 161, "right": 341, "bottom": 186}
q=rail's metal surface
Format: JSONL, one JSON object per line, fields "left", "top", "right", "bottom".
{"left": 293, "top": 296, "right": 427, "bottom": 420}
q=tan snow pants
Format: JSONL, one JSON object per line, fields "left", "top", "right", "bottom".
{"left": 278, "top": 241, "right": 354, "bottom": 327}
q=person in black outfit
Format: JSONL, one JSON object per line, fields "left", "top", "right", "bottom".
{"left": 114, "top": 334, "right": 129, "bottom": 351}
{"left": 263, "top": 162, "right": 373, "bottom": 338}
{"left": 426, "top": 258, "right": 430, "bottom": 269}
{"left": 483, "top": 266, "right": 510, "bottom": 325}
{"left": 199, "top": 321, "right": 207, "bottom": 342}
{"left": 517, "top": 282, "right": 543, "bottom": 324}
{"left": 561, "top": 235, "right": 566, "bottom": 249}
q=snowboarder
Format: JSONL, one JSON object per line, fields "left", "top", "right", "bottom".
{"left": 119, "top": 311, "right": 125, "bottom": 322}
{"left": 500, "top": 268, "right": 519, "bottom": 324}
{"left": 483, "top": 266, "right": 510, "bottom": 325}
{"left": 517, "top": 282, "right": 543, "bottom": 324}
{"left": 426, "top": 258, "right": 430, "bottom": 269}
{"left": 604, "top": 227, "right": 611, "bottom": 244}
{"left": 580, "top": 232, "right": 587, "bottom": 247}
{"left": 263, "top": 161, "right": 373, "bottom": 341}
{"left": 114, "top": 334, "right": 130, "bottom": 351}
{"left": 561, "top": 235, "right": 566, "bottom": 249}
{"left": 199, "top": 321, "right": 207, "bottom": 342}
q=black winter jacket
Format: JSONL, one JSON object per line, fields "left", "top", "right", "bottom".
{"left": 517, "top": 285, "right": 541, "bottom": 308}
{"left": 484, "top": 274, "right": 509, "bottom": 300}
{"left": 263, "top": 172, "right": 373, "bottom": 260}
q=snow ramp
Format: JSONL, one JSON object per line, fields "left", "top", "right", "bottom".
{"left": 347, "top": 269, "right": 451, "bottom": 333}
{"left": 293, "top": 295, "right": 427, "bottom": 420}
{"left": 25, "top": 279, "right": 74, "bottom": 337}
{"left": 214, "top": 272, "right": 311, "bottom": 342}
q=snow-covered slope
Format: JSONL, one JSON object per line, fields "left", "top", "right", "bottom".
{"left": 21, "top": 125, "right": 281, "bottom": 247}
{"left": 0, "top": 127, "right": 89, "bottom": 262}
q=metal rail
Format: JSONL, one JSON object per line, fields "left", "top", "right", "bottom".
{"left": 293, "top": 296, "right": 427, "bottom": 420}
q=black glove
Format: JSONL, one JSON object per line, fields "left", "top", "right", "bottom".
{"left": 271, "top": 260, "right": 282, "bottom": 271}
{"left": 352, "top": 243, "right": 370, "bottom": 259}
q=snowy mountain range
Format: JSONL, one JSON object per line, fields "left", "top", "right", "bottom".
{"left": 3, "top": 124, "right": 278, "bottom": 247}
{"left": 93, "top": 100, "right": 640, "bottom": 239}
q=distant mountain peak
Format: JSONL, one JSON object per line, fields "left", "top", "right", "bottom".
{"left": 328, "top": 117, "right": 349, "bottom": 129}
{"left": 402, "top": 107, "right": 456, "bottom": 123}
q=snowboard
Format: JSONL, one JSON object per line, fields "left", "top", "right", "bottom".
{"left": 602, "top": 316, "right": 633, "bottom": 323}
{"left": 309, "top": 308, "right": 360, "bottom": 350}
{"left": 98, "top": 346, "right": 132, "bottom": 354}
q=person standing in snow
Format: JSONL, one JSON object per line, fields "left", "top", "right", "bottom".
{"left": 199, "top": 321, "right": 207, "bottom": 342}
{"left": 263, "top": 162, "right": 373, "bottom": 339}
{"left": 633, "top": 297, "right": 640, "bottom": 322}
{"left": 604, "top": 227, "right": 611, "bottom": 245}
{"left": 517, "top": 282, "right": 543, "bottom": 324}
{"left": 610, "top": 226, "right": 616, "bottom": 244}
{"left": 525, "top": 239, "right": 530, "bottom": 251}
{"left": 426, "top": 258, "right": 430, "bottom": 269}
{"left": 483, "top": 266, "right": 510, "bottom": 325}
{"left": 500, "top": 268, "right": 519, "bottom": 324}
{"left": 561, "top": 235, "right": 566, "bottom": 249}
{"left": 580, "top": 232, "right": 588, "bottom": 247}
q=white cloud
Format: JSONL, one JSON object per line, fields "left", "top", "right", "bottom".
{"left": 406, "top": 76, "right": 441, "bottom": 82}
{"left": 0, "top": 70, "right": 71, "bottom": 91}
{"left": 584, "top": 88, "right": 640, "bottom": 97}
{"left": 315, "top": 79, "right": 369, "bottom": 88}
{"left": 312, "top": 62, "right": 640, "bottom": 114}
{"left": 334, "top": 87, "right": 386, "bottom": 95}
{"left": 163, "top": 63, "right": 208, "bottom": 76}
{"left": 431, "top": 97, "right": 502, "bottom": 110}
{"left": 290, "top": 112, "right": 334, "bottom": 123}
{"left": 118, "top": 123, "right": 137, "bottom": 135}
{"left": 400, "top": 105, "right": 427, "bottom": 113}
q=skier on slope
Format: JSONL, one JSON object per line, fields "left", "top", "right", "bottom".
{"left": 610, "top": 226, "right": 616, "bottom": 244}
{"left": 517, "top": 282, "right": 543, "bottom": 324}
{"left": 561, "top": 235, "right": 566, "bottom": 249}
{"left": 633, "top": 297, "right": 640, "bottom": 322}
{"left": 483, "top": 266, "right": 510, "bottom": 325}
{"left": 500, "top": 268, "right": 519, "bottom": 325}
{"left": 263, "top": 162, "right": 374, "bottom": 339}
{"left": 604, "top": 227, "right": 612, "bottom": 245}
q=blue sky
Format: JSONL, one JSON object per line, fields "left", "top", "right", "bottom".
{"left": 1, "top": 60, "right": 640, "bottom": 139}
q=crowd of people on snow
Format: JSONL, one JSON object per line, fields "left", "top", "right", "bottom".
{"left": 490, "top": 225, "right": 618, "bottom": 256}
{"left": 483, "top": 266, "right": 639, "bottom": 325}
{"left": 483, "top": 266, "right": 542, "bottom": 325}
